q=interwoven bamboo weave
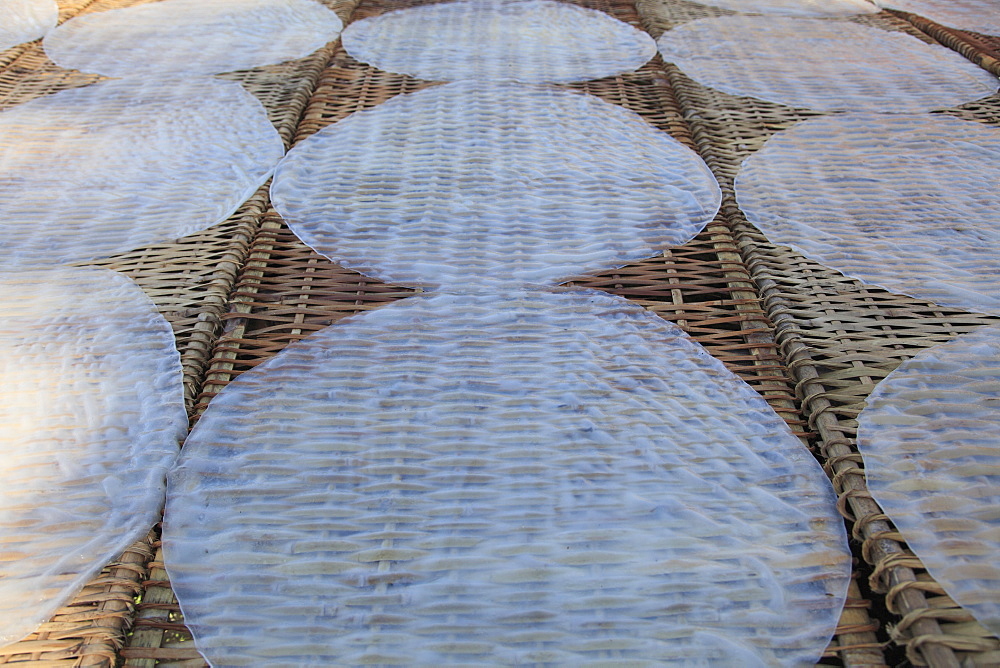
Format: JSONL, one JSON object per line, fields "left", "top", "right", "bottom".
{"left": 5, "top": 0, "right": 997, "bottom": 664}
{"left": 639, "top": 0, "right": 1000, "bottom": 666}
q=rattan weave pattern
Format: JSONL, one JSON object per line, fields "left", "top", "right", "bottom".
{"left": 638, "top": 0, "right": 1000, "bottom": 665}
{"left": 0, "top": 0, "right": 357, "bottom": 664}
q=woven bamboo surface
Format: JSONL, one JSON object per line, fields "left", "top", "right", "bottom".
{"left": 639, "top": 0, "right": 1000, "bottom": 666}
{"left": 3, "top": 0, "right": 997, "bottom": 665}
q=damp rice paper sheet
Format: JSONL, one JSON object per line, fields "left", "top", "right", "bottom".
{"left": 341, "top": 0, "right": 656, "bottom": 83}
{"left": 656, "top": 15, "right": 998, "bottom": 112}
{"left": 735, "top": 113, "right": 1000, "bottom": 315}
{"left": 44, "top": 0, "right": 343, "bottom": 77}
{"left": 165, "top": 289, "right": 851, "bottom": 667}
{"left": 0, "top": 77, "right": 284, "bottom": 269}
{"left": 270, "top": 82, "right": 721, "bottom": 290}
{"left": 876, "top": 0, "right": 1000, "bottom": 36}
{"left": 857, "top": 323, "right": 1000, "bottom": 635}
{"left": 687, "top": 0, "right": 878, "bottom": 17}
{"left": 0, "top": 267, "right": 185, "bottom": 648}
{"left": 0, "top": 0, "right": 57, "bottom": 52}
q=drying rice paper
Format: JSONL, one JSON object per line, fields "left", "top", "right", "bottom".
{"left": 44, "top": 0, "right": 342, "bottom": 77}
{"left": 736, "top": 113, "right": 1000, "bottom": 315}
{"left": 0, "top": 78, "right": 284, "bottom": 269}
{"left": 0, "top": 267, "right": 185, "bottom": 647}
{"left": 342, "top": 0, "right": 655, "bottom": 83}
{"left": 858, "top": 324, "right": 1000, "bottom": 635}
{"left": 657, "top": 16, "right": 998, "bottom": 112}
{"left": 270, "top": 82, "right": 721, "bottom": 290}
{"left": 165, "top": 289, "right": 851, "bottom": 667}
{"left": 0, "top": 0, "right": 57, "bottom": 52}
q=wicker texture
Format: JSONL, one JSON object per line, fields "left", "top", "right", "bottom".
{"left": 735, "top": 113, "right": 1000, "bottom": 316}
{"left": 0, "top": 267, "right": 185, "bottom": 649}
{"left": 858, "top": 323, "right": 1000, "bottom": 638}
{"left": 271, "top": 81, "right": 721, "bottom": 290}
{"left": 639, "top": 0, "right": 1000, "bottom": 664}
{"left": 167, "top": 289, "right": 849, "bottom": 666}
{"left": 0, "top": 0, "right": 57, "bottom": 51}
{"left": 656, "top": 15, "right": 999, "bottom": 112}
{"left": 341, "top": 0, "right": 655, "bottom": 83}
{"left": 0, "top": 77, "right": 283, "bottom": 269}
{"left": 44, "top": 0, "right": 343, "bottom": 77}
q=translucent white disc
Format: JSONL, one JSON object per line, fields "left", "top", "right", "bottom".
{"left": 858, "top": 324, "right": 1000, "bottom": 635}
{"left": 0, "top": 267, "right": 185, "bottom": 648}
{"left": 656, "top": 16, "right": 998, "bottom": 112}
{"left": 271, "top": 82, "right": 721, "bottom": 289}
{"left": 876, "top": 0, "right": 1000, "bottom": 35}
{"left": 0, "top": 0, "right": 57, "bottom": 51}
{"left": 0, "top": 78, "right": 284, "bottom": 269}
{"left": 688, "top": 0, "right": 878, "bottom": 16}
{"left": 341, "top": 0, "right": 655, "bottom": 83}
{"left": 165, "top": 289, "right": 850, "bottom": 667}
{"left": 735, "top": 113, "right": 1000, "bottom": 315}
{"left": 44, "top": 0, "right": 342, "bottom": 77}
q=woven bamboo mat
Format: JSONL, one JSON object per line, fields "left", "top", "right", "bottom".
{"left": 887, "top": 9, "right": 1000, "bottom": 79}
{"left": 4, "top": 0, "right": 996, "bottom": 665}
{"left": 0, "top": 0, "right": 355, "bottom": 665}
{"left": 638, "top": 1, "right": 1000, "bottom": 666}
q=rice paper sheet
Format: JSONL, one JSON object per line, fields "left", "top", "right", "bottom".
{"left": 165, "top": 289, "right": 851, "bottom": 667}
{"left": 686, "top": 0, "right": 878, "bottom": 16}
{"left": 0, "top": 78, "right": 284, "bottom": 269}
{"left": 857, "top": 324, "right": 1000, "bottom": 635}
{"left": 341, "top": 0, "right": 655, "bottom": 83}
{"left": 0, "top": 0, "right": 57, "bottom": 51}
{"left": 736, "top": 113, "right": 1000, "bottom": 315}
{"left": 656, "top": 16, "right": 998, "bottom": 112}
{"left": 44, "top": 0, "right": 342, "bottom": 77}
{"left": 0, "top": 267, "right": 185, "bottom": 648}
{"left": 876, "top": 0, "right": 1000, "bottom": 35}
{"left": 270, "top": 82, "right": 721, "bottom": 290}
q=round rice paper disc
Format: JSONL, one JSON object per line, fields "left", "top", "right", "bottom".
{"left": 688, "top": 0, "right": 878, "bottom": 16}
{"left": 0, "top": 77, "right": 284, "bottom": 269}
{"left": 876, "top": 0, "right": 1000, "bottom": 36}
{"left": 341, "top": 0, "right": 655, "bottom": 83}
{"left": 165, "top": 289, "right": 850, "bottom": 667}
{"left": 0, "top": 0, "right": 57, "bottom": 51}
{"left": 858, "top": 323, "right": 1000, "bottom": 635}
{"left": 736, "top": 113, "right": 1000, "bottom": 315}
{"left": 0, "top": 267, "right": 185, "bottom": 648}
{"left": 270, "top": 82, "right": 721, "bottom": 290}
{"left": 656, "top": 15, "right": 998, "bottom": 112}
{"left": 44, "top": 0, "right": 342, "bottom": 77}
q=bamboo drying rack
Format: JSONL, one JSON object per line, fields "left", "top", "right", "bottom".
{"left": 0, "top": 0, "right": 998, "bottom": 665}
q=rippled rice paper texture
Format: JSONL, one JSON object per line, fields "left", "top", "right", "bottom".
{"left": 271, "top": 82, "right": 721, "bottom": 289}
{"left": 736, "top": 114, "right": 1000, "bottom": 314}
{"left": 0, "top": 0, "right": 57, "bottom": 51}
{"left": 876, "top": 0, "right": 1000, "bottom": 35}
{"left": 166, "top": 289, "right": 850, "bottom": 667}
{"left": 44, "top": 0, "right": 342, "bottom": 77}
{"left": 0, "top": 267, "right": 185, "bottom": 647}
{"left": 858, "top": 324, "right": 1000, "bottom": 635}
{"left": 0, "top": 78, "right": 284, "bottom": 269}
{"left": 688, "top": 0, "right": 877, "bottom": 16}
{"left": 342, "top": 0, "right": 655, "bottom": 83}
{"left": 657, "top": 16, "right": 998, "bottom": 112}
